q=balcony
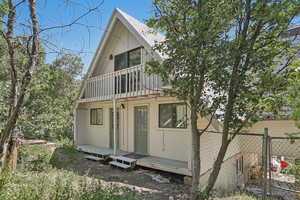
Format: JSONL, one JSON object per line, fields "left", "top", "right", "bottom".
{"left": 79, "top": 64, "right": 163, "bottom": 102}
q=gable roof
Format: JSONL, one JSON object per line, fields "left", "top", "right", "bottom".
{"left": 77, "top": 8, "right": 165, "bottom": 101}
{"left": 116, "top": 8, "right": 165, "bottom": 51}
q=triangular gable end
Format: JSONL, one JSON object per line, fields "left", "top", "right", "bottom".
{"left": 77, "top": 8, "right": 165, "bottom": 101}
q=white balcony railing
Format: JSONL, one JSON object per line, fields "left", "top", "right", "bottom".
{"left": 80, "top": 64, "right": 163, "bottom": 102}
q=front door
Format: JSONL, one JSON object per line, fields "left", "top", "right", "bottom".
{"left": 109, "top": 108, "right": 120, "bottom": 149}
{"left": 134, "top": 106, "right": 148, "bottom": 154}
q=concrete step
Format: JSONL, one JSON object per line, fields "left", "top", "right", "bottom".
{"left": 109, "top": 161, "right": 131, "bottom": 169}
{"left": 84, "top": 155, "right": 104, "bottom": 161}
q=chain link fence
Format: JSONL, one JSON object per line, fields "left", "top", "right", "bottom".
{"left": 269, "top": 137, "right": 300, "bottom": 200}
{"left": 206, "top": 129, "right": 300, "bottom": 200}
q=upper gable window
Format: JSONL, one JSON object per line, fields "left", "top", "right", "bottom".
{"left": 114, "top": 47, "right": 141, "bottom": 71}
{"left": 115, "top": 52, "right": 128, "bottom": 71}
{"left": 128, "top": 48, "right": 141, "bottom": 67}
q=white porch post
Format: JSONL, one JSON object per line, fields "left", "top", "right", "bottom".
{"left": 113, "top": 98, "right": 117, "bottom": 155}
{"left": 73, "top": 103, "right": 79, "bottom": 146}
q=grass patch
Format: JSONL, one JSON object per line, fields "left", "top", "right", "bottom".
{"left": 18, "top": 144, "right": 53, "bottom": 172}
{"left": 58, "top": 138, "right": 78, "bottom": 159}
{"left": 0, "top": 170, "right": 138, "bottom": 200}
{"left": 3, "top": 144, "right": 140, "bottom": 200}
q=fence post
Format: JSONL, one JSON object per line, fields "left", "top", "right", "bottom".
{"left": 262, "top": 128, "right": 269, "bottom": 199}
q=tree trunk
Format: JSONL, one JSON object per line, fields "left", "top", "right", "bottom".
{"left": 0, "top": 0, "right": 40, "bottom": 172}
{"left": 204, "top": 139, "right": 230, "bottom": 196}
{"left": 191, "top": 106, "right": 201, "bottom": 200}
{"left": 4, "top": 137, "right": 19, "bottom": 171}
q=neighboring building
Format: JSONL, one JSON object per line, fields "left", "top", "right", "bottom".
{"left": 74, "top": 8, "right": 299, "bottom": 190}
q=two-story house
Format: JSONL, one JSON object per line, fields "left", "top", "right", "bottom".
{"left": 73, "top": 8, "right": 299, "bottom": 190}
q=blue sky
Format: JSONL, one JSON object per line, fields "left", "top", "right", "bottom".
{"left": 29, "top": 0, "right": 153, "bottom": 72}
{"left": 16, "top": 0, "right": 300, "bottom": 73}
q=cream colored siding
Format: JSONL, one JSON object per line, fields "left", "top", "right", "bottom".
{"left": 199, "top": 154, "right": 244, "bottom": 190}
{"left": 200, "top": 131, "right": 241, "bottom": 174}
{"left": 75, "top": 8, "right": 250, "bottom": 189}
{"left": 197, "top": 117, "right": 241, "bottom": 174}
{"left": 76, "top": 96, "right": 248, "bottom": 191}
{"left": 77, "top": 97, "right": 191, "bottom": 163}
{"left": 238, "top": 134, "right": 262, "bottom": 155}
{"left": 76, "top": 96, "right": 243, "bottom": 176}
{"left": 77, "top": 103, "right": 111, "bottom": 148}
{"left": 239, "top": 120, "right": 300, "bottom": 158}
{"left": 248, "top": 120, "right": 299, "bottom": 137}
{"left": 92, "top": 20, "right": 145, "bottom": 77}
{"left": 197, "top": 118, "right": 243, "bottom": 190}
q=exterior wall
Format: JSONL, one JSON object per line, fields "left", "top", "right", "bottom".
{"left": 76, "top": 96, "right": 192, "bottom": 163}
{"left": 76, "top": 102, "right": 111, "bottom": 148}
{"left": 198, "top": 127, "right": 243, "bottom": 190}
{"left": 248, "top": 120, "right": 299, "bottom": 137}
{"left": 91, "top": 19, "right": 151, "bottom": 77}
{"left": 239, "top": 120, "right": 300, "bottom": 159}
{"left": 199, "top": 128, "right": 241, "bottom": 175}
{"left": 76, "top": 95, "right": 243, "bottom": 182}
{"left": 76, "top": 8, "right": 250, "bottom": 190}
{"left": 199, "top": 153, "right": 244, "bottom": 191}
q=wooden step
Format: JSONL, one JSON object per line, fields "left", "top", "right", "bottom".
{"left": 84, "top": 155, "right": 104, "bottom": 161}
{"left": 110, "top": 155, "right": 136, "bottom": 163}
{"left": 109, "top": 161, "right": 131, "bottom": 169}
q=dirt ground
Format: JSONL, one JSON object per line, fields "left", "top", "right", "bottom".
{"left": 51, "top": 148, "right": 191, "bottom": 200}
{"left": 51, "top": 148, "right": 264, "bottom": 200}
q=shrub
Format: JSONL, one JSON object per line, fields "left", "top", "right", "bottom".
{"left": 60, "top": 138, "right": 78, "bottom": 159}
{"left": 18, "top": 144, "right": 53, "bottom": 172}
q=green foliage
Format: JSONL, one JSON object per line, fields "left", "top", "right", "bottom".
{"left": 148, "top": 0, "right": 300, "bottom": 129}
{"left": 0, "top": 0, "right": 8, "bottom": 24}
{"left": 18, "top": 144, "right": 53, "bottom": 172}
{"left": 18, "top": 54, "right": 83, "bottom": 140}
{"left": 286, "top": 59, "right": 300, "bottom": 130}
{"left": 60, "top": 138, "right": 78, "bottom": 159}
{"left": 0, "top": 39, "right": 84, "bottom": 140}
{"left": 281, "top": 162, "right": 299, "bottom": 175}
{"left": 196, "top": 188, "right": 210, "bottom": 200}
{"left": 11, "top": 144, "right": 138, "bottom": 200}
{"left": 148, "top": 0, "right": 300, "bottom": 195}
{"left": 0, "top": 170, "right": 139, "bottom": 200}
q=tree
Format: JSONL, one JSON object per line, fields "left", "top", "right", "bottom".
{"left": 0, "top": 0, "right": 102, "bottom": 172}
{"left": 148, "top": 0, "right": 300, "bottom": 199}
{"left": 19, "top": 54, "right": 83, "bottom": 140}
{"left": 0, "top": 0, "right": 40, "bottom": 172}
{"left": 147, "top": 1, "right": 233, "bottom": 199}
{"left": 203, "top": 1, "right": 299, "bottom": 196}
